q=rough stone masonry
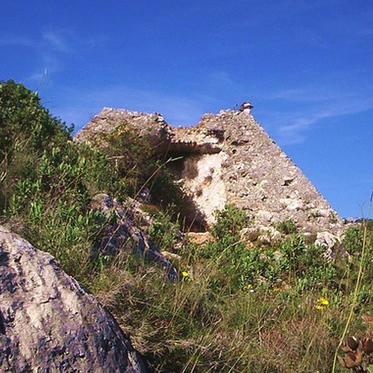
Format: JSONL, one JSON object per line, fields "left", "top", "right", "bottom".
{"left": 75, "top": 105, "right": 344, "bottom": 236}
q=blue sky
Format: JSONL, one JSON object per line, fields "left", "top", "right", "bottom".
{"left": 1, "top": 0, "right": 373, "bottom": 218}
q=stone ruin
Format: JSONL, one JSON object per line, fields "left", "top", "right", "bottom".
{"left": 75, "top": 106, "right": 344, "bottom": 237}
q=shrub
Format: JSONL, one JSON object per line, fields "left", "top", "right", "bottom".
{"left": 212, "top": 203, "right": 247, "bottom": 239}
{"left": 148, "top": 211, "right": 181, "bottom": 252}
{"left": 0, "top": 80, "right": 126, "bottom": 282}
{"left": 0, "top": 79, "right": 71, "bottom": 212}
{"left": 276, "top": 218, "right": 297, "bottom": 235}
{"left": 3, "top": 140, "right": 122, "bottom": 283}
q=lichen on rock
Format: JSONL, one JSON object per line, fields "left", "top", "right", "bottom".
{"left": 0, "top": 226, "right": 147, "bottom": 373}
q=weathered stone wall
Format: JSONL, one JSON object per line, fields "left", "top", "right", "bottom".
{"left": 75, "top": 106, "right": 344, "bottom": 235}
{"left": 75, "top": 107, "right": 171, "bottom": 150}
{"left": 174, "top": 109, "right": 343, "bottom": 234}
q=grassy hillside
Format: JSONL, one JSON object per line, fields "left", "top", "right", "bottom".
{"left": 1, "top": 80, "right": 373, "bottom": 372}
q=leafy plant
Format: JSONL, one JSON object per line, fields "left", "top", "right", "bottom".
{"left": 0, "top": 79, "right": 71, "bottom": 212}
{"left": 276, "top": 218, "right": 297, "bottom": 235}
{"left": 212, "top": 203, "right": 247, "bottom": 239}
{"left": 148, "top": 211, "right": 181, "bottom": 252}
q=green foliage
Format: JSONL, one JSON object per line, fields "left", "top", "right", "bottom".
{"left": 276, "top": 217, "right": 297, "bottom": 235}
{"left": 343, "top": 225, "right": 366, "bottom": 255}
{"left": 0, "top": 80, "right": 126, "bottom": 283}
{"left": 200, "top": 206, "right": 339, "bottom": 294}
{"left": 212, "top": 203, "right": 247, "bottom": 239}
{"left": 340, "top": 223, "right": 373, "bottom": 292}
{"left": 148, "top": 211, "right": 180, "bottom": 252}
{"left": 8, "top": 142, "right": 119, "bottom": 216}
{"left": 101, "top": 126, "right": 158, "bottom": 196}
{"left": 3, "top": 140, "right": 122, "bottom": 283}
{"left": 280, "top": 233, "right": 306, "bottom": 281}
{"left": 0, "top": 79, "right": 72, "bottom": 212}
{"left": 0, "top": 79, "right": 71, "bottom": 156}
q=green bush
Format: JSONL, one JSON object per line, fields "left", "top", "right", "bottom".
{"left": 0, "top": 80, "right": 126, "bottom": 283}
{"left": 0, "top": 79, "right": 71, "bottom": 155}
{"left": 148, "top": 211, "right": 181, "bottom": 252}
{"left": 276, "top": 217, "right": 297, "bottom": 235}
{"left": 0, "top": 79, "right": 71, "bottom": 212}
{"left": 3, "top": 140, "right": 121, "bottom": 283}
{"left": 199, "top": 206, "right": 340, "bottom": 294}
{"left": 101, "top": 126, "right": 158, "bottom": 196}
{"left": 212, "top": 203, "right": 247, "bottom": 239}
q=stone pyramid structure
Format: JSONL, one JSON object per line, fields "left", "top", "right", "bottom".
{"left": 75, "top": 106, "right": 344, "bottom": 235}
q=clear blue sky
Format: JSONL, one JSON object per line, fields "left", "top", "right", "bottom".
{"left": 1, "top": 1, "right": 373, "bottom": 218}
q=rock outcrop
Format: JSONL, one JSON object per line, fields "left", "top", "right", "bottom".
{"left": 74, "top": 107, "right": 171, "bottom": 151}
{"left": 91, "top": 193, "right": 178, "bottom": 280}
{"left": 0, "top": 226, "right": 147, "bottom": 373}
{"left": 75, "top": 106, "right": 344, "bottom": 236}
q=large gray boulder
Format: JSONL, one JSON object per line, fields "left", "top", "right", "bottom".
{"left": 0, "top": 226, "right": 147, "bottom": 373}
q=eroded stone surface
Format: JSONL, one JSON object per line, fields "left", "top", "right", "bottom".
{"left": 75, "top": 106, "right": 344, "bottom": 235}
{"left": 186, "top": 109, "right": 343, "bottom": 234}
{"left": 0, "top": 226, "right": 147, "bottom": 373}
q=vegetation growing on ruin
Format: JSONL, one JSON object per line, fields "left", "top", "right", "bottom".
{"left": 1, "top": 79, "right": 373, "bottom": 372}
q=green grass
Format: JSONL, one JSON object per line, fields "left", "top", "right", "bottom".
{"left": 72, "top": 204, "right": 373, "bottom": 372}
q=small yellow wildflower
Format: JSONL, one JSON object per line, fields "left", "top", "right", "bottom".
{"left": 319, "top": 297, "right": 329, "bottom": 306}
{"left": 315, "top": 297, "right": 329, "bottom": 310}
{"left": 245, "top": 284, "right": 254, "bottom": 293}
{"left": 181, "top": 271, "right": 194, "bottom": 281}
